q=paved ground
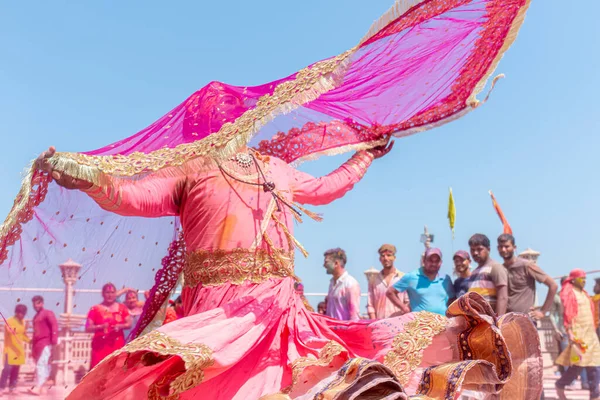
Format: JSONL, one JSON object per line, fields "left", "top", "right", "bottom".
{"left": 542, "top": 372, "right": 590, "bottom": 400}
{"left": 0, "top": 386, "right": 69, "bottom": 399}
{"left": 1, "top": 369, "right": 592, "bottom": 399}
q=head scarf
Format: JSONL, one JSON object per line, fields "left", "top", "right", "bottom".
{"left": 560, "top": 269, "right": 595, "bottom": 329}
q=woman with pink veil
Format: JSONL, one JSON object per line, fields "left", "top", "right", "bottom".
{"left": 1, "top": 0, "right": 542, "bottom": 398}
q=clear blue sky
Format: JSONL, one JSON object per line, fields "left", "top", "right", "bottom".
{"left": 1, "top": 0, "right": 599, "bottom": 313}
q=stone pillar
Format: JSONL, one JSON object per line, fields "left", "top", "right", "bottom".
{"left": 364, "top": 267, "right": 379, "bottom": 286}
{"left": 59, "top": 259, "right": 82, "bottom": 386}
{"left": 519, "top": 248, "right": 540, "bottom": 263}
{"left": 363, "top": 267, "right": 379, "bottom": 319}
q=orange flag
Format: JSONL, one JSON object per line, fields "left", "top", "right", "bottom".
{"left": 489, "top": 190, "right": 512, "bottom": 234}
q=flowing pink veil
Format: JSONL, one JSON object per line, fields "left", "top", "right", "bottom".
{"left": 0, "top": 0, "right": 531, "bottom": 338}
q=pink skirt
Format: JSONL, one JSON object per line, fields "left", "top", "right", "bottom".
{"left": 68, "top": 277, "right": 542, "bottom": 400}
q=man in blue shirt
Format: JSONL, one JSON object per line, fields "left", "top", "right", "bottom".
{"left": 386, "top": 248, "right": 455, "bottom": 315}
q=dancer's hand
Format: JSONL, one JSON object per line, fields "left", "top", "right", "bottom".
{"left": 367, "top": 136, "right": 394, "bottom": 159}
{"left": 35, "top": 146, "right": 93, "bottom": 190}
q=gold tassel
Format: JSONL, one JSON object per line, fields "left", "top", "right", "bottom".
{"left": 272, "top": 214, "right": 309, "bottom": 258}
{"left": 294, "top": 203, "right": 323, "bottom": 222}
{"left": 292, "top": 212, "right": 303, "bottom": 224}
{"left": 469, "top": 74, "right": 505, "bottom": 108}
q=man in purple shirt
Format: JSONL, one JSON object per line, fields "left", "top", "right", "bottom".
{"left": 323, "top": 248, "right": 361, "bottom": 321}
{"left": 29, "top": 295, "right": 58, "bottom": 395}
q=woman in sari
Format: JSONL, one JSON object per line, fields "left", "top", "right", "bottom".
{"left": 85, "top": 283, "right": 132, "bottom": 368}
{"left": 122, "top": 290, "right": 145, "bottom": 342}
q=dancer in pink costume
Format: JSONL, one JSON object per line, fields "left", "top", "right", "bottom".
{"left": 36, "top": 141, "right": 540, "bottom": 400}
{"left": 1, "top": 0, "right": 541, "bottom": 398}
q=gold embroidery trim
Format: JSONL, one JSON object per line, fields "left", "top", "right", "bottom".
{"left": 285, "top": 340, "right": 346, "bottom": 393}
{"left": 98, "top": 330, "right": 213, "bottom": 398}
{"left": 383, "top": 312, "right": 448, "bottom": 385}
{"left": 183, "top": 248, "right": 295, "bottom": 287}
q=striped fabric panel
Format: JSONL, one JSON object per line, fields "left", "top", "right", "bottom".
{"left": 467, "top": 266, "right": 497, "bottom": 305}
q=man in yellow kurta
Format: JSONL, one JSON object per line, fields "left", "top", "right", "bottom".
{"left": 555, "top": 269, "right": 600, "bottom": 400}
{"left": 0, "top": 304, "right": 30, "bottom": 394}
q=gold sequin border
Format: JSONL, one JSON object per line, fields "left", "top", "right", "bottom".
{"left": 183, "top": 248, "right": 295, "bottom": 287}
{"left": 383, "top": 312, "right": 448, "bottom": 385}
{"left": 284, "top": 340, "right": 346, "bottom": 393}
{"left": 97, "top": 330, "right": 214, "bottom": 399}
{"left": 47, "top": 48, "right": 357, "bottom": 183}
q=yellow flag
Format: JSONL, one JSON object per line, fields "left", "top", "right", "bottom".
{"left": 448, "top": 187, "right": 456, "bottom": 238}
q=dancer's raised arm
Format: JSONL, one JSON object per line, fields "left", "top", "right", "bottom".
{"left": 288, "top": 140, "right": 393, "bottom": 206}
{"left": 36, "top": 147, "right": 184, "bottom": 217}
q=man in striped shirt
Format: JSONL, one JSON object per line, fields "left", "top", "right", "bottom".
{"left": 466, "top": 233, "right": 508, "bottom": 314}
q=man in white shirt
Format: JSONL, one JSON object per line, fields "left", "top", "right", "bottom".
{"left": 367, "top": 244, "right": 408, "bottom": 319}
{"left": 323, "top": 248, "right": 361, "bottom": 321}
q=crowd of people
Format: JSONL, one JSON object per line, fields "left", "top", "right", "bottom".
{"left": 316, "top": 233, "right": 556, "bottom": 321}
{"left": 0, "top": 285, "right": 183, "bottom": 396}
{"left": 315, "top": 233, "right": 600, "bottom": 400}
{"left": 0, "top": 295, "right": 58, "bottom": 396}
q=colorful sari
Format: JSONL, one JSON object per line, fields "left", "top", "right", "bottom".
{"left": 87, "top": 303, "right": 130, "bottom": 368}
{"left": 0, "top": 0, "right": 540, "bottom": 398}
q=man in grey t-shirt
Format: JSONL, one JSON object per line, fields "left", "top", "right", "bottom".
{"left": 497, "top": 234, "right": 557, "bottom": 320}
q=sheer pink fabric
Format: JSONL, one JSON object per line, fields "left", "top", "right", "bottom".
{"left": 81, "top": 0, "right": 529, "bottom": 164}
